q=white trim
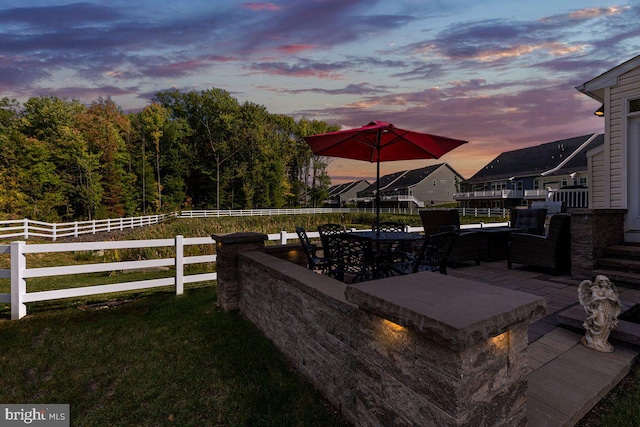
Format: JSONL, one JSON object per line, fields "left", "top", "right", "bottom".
{"left": 576, "top": 55, "right": 640, "bottom": 102}
{"left": 540, "top": 133, "right": 599, "bottom": 176}
{"left": 622, "top": 90, "right": 640, "bottom": 211}
{"left": 586, "top": 144, "right": 605, "bottom": 158}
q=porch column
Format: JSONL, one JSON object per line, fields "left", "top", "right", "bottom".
{"left": 212, "top": 232, "right": 268, "bottom": 311}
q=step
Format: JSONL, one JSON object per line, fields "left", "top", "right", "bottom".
{"left": 592, "top": 269, "right": 640, "bottom": 287}
{"left": 597, "top": 257, "right": 640, "bottom": 273}
{"left": 603, "top": 244, "right": 640, "bottom": 259}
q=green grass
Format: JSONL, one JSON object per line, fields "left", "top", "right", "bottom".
{"left": 0, "top": 287, "right": 349, "bottom": 427}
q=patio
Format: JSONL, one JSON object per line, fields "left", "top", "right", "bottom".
{"left": 220, "top": 231, "right": 640, "bottom": 426}
{"left": 448, "top": 261, "right": 640, "bottom": 427}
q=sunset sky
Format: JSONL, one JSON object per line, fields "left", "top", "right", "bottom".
{"left": 1, "top": 1, "right": 638, "bottom": 183}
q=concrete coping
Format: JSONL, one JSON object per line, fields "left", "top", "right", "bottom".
{"left": 346, "top": 272, "right": 547, "bottom": 351}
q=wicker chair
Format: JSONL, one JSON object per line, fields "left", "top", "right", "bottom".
{"left": 509, "top": 208, "right": 548, "bottom": 236}
{"left": 508, "top": 214, "right": 571, "bottom": 274}
{"left": 389, "top": 231, "right": 458, "bottom": 275}
{"left": 419, "top": 209, "right": 479, "bottom": 267}
{"left": 295, "top": 226, "right": 327, "bottom": 273}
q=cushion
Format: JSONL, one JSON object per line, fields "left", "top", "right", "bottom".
{"left": 514, "top": 209, "right": 545, "bottom": 234}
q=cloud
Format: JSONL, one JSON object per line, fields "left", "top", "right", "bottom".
{"left": 242, "top": 2, "right": 283, "bottom": 11}
{"left": 273, "top": 82, "right": 392, "bottom": 96}
{"left": 276, "top": 44, "right": 319, "bottom": 54}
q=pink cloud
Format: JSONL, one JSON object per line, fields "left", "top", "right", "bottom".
{"left": 242, "top": 2, "right": 283, "bottom": 11}
{"left": 276, "top": 44, "right": 319, "bottom": 54}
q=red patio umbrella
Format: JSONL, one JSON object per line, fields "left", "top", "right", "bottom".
{"left": 304, "top": 121, "right": 467, "bottom": 227}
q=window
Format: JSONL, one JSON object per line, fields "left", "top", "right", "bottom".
{"left": 579, "top": 177, "right": 587, "bottom": 186}
{"left": 561, "top": 179, "right": 568, "bottom": 187}
{"left": 631, "top": 98, "right": 640, "bottom": 113}
{"left": 491, "top": 181, "right": 507, "bottom": 191}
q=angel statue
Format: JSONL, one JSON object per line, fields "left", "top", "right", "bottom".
{"left": 578, "top": 275, "right": 621, "bottom": 352}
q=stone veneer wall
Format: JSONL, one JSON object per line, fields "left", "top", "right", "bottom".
{"left": 569, "top": 208, "right": 625, "bottom": 280}
{"left": 236, "top": 249, "right": 545, "bottom": 427}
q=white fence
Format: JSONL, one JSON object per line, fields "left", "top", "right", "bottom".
{"left": 0, "top": 235, "right": 216, "bottom": 320}
{"left": 0, "top": 219, "right": 513, "bottom": 320}
{"left": 0, "top": 208, "right": 510, "bottom": 242}
{"left": 0, "top": 214, "right": 176, "bottom": 241}
{"left": 180, "top": 207, "right": 510, "bottom": 218}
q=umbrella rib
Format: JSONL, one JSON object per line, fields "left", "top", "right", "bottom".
{"left": 384, "top": 131, "right": 440, "bottom": 158}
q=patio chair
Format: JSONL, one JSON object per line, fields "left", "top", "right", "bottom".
{"left": 509, "top": 208, "right": 547, "bottom": 236}
{"left": 508, "top": 214, "right": 571, "bottom": 274}
{"left": 317, "top": 223, "right": 347, "bottom": 277}
{"left": 295, "top": 226, "right": 327, "bottom": 273}
{"left": 419, "top": 209, "right": 480, "bottom": 267}
{"left": 372, "top": 221, "right": 405, "bottom": 233}
{"left": 389, "top": 230, "right": 458, "bottom": 275}
{"left": 323, "top": 233, "right": 375, "bottom": 283}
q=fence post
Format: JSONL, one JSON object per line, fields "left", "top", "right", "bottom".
{"left": 175, "top": 235, "right": 184, "bottom": 295}
{"left": 52, "top": 223, "right": 57, "bottom": 241}
{"left": 23, "top": 219, "right": 29, "bottom": 240}
{"left": 11, "top": 241, "right": 27, "bottom": 320}
{"left": 74, "top": 222, "right": 78, "bottom": 237}
{"left": 280, "top": 230, "right": 287, "bottom": 245}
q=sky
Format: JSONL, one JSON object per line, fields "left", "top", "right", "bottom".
{"left": 1, "top": 1, "right": 639, "bottom": 184}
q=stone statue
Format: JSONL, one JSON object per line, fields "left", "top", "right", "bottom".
{"left": 578, "top": 275, "right": 621, "bottom": 352}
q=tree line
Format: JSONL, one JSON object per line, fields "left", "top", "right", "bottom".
{"left": 0, "top": 89, "right": 338, "bottom": 221}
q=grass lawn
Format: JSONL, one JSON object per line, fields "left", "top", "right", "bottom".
{"left": 0, "top": 286, "right": 349, "bottom": 427}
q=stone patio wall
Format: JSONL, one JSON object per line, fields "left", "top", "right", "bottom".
{"left": 215, "top": 232, "right": 546, "bottom": 427}
{"left": 569, "top": 208, "right": 625, "bottom": 280}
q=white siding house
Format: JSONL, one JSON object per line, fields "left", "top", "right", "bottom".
{"left": 577, "top": 55, "right": 640, "bottom": 241}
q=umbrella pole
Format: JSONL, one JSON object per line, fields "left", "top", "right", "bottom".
{"left": 375, "top": 132, "right": 381, "bottom": 240}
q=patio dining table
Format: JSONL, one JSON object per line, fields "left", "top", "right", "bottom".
{"left": 348, "top": 230, "right": 423, "bottom": 244}
{"left": 347, "top": 230, "right": 424, "bottom": 279}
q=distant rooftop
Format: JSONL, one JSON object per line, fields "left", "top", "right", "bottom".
{"left": 465, "top": 134, "right": 603, "bottom": 183}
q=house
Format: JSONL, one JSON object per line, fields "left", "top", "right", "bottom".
{"left": 576, "top": 54, "right": 640, "bottom": 243}
{"left": 324, "top": 180, "right": 370, "bottom": 207}
{"left": 455, "top": 134, "right": 603, "bottom": 209}
{"left": 356, "top": 163, "right": 464, "bottom": 209}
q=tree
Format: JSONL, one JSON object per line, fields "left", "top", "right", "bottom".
{"left": 155, "top": 88, "right": 241, "bottom": 209}
{"left": 291, "top": 118, "right": 338, "bottom": 207}
{"left": 138, "top": 103, "right": 169, "bottom": 210}
{"left": 77, "top": 97, "right": 134, "bottom": 217}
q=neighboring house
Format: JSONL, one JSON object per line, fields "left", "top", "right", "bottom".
{"left": 455, "top": 134, "right": 603, "bottom": 209}
{"left": 576, "top": 54, "right": 640, "bottom": 242}
{"left": 324, "top": 180, "right": 370, "bottom": 207}
{"left": 356, "top": 163, "right": 464, "bottom": 209}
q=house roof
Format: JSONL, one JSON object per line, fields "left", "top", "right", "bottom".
{"left": 360, "top": 163, "right": 461, "bottom": 195}
{"left": 464, "top": 134, "right": 603, "bottom": 183}
{"left": 328, "top": 180, "right": 369, "bottom": 197}
{"left": 576, "top": 54, "right": 640, "bottom": 102}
